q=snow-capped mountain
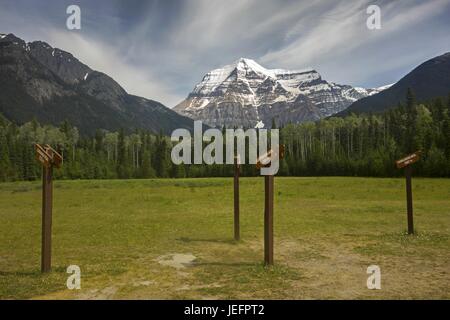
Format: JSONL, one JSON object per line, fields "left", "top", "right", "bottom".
{"left": 174, "top": 58, "right": 390, "bottom": 128}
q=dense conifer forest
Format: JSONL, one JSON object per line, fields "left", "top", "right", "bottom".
{"left": 1, "top": 90, "right": 449, "bottom": 181}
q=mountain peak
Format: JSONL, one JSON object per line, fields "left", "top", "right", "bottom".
{"left": 175, "top": 58, "right": 387, "bottom": 128}
{"left": 236, "top": 57, "right": 257, "bottom": 64}
{"left": 235, "top": 57, "right": 262, "bottom": 68}
{"left": 0, "top": 33, "right": 24, "bottom": 43}
{"left": 232, "top": 58, "right": 318, "bottom": 80}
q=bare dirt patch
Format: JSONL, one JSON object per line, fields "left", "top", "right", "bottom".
{"left": 77, "top": 286, "right": 118, "bottom": 300}
{"left": 155, "top": 253, "right": 197, "bottom": 269}
{"left": 246, "top": 237, "right": 368, "bottom": 298}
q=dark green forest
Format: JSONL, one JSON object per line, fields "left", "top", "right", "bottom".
{"left": 0, "top": 90, "right": 449, "bottom": 181}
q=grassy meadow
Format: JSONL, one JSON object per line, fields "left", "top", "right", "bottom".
{"left": 0, "top": 177, "right": 449, "bottom": 299}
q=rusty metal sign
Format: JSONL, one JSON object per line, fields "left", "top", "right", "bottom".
{"left": 396, "top": 151, "right": 421, "bottom": 169}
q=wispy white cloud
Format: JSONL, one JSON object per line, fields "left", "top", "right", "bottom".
{"left": 1, "top": 0, "right": 449, "bottom": 105}
{"left": 45, "top": 30, "right": 184, "bottom": 106}
{"left": 259, "top": 0, "right": 450, "bottom": 85}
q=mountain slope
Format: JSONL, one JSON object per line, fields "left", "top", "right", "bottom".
{"left": 174, "top": 58, "right": 387, "bottom": 128}
{"left": 341, "top": 52, "right": 450, "bottom": 115}
{"left": 0, "top": 33, "right": 193, "bottom": 135}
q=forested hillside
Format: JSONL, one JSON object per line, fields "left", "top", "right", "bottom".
{"left": 281, "top": 90, "right": 450, "bottom": 177}
{"left": 0, "top": 33, "right": 194, "bottom": 135}
{"left": 0, "top": 90, "right": 449, "bottom": 181}
{"left": 342, "top": 52, "right": 450, "bottom": 115}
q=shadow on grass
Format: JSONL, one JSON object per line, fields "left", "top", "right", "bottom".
{"left": 0, "top": 270, "right": 41, "bottom": 276}
{"left": 177, "top": 237, "right": 238, "bottom": 245}
{"left": 193, "top": 261, "right": 257, "bottom": 267}
{"left": 0, "top": 266, "right": 66, "bottom": 277}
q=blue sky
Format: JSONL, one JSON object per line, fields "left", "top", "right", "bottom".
{"left": 1, "top": 0, "right": 449, "bottom": 107}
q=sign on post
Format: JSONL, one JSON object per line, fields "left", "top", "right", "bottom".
{"left": 34, "top": 144, "right": 63, "bottom": 273}
{"left": 396, "top": 151, "right": 421, "bottom": 235}
{"left": 35, "top": 144, "right": 51, "bottom": 167}
{"left": 256, "top": 145, "right": 285, "bottom": 170}
{"left": 256, "top": 145, "right": 285, "bottom": 266}
{"left": 396, "top": 151, "right": 421, "bottom": 169}
{"left": 44, "top": 144, "right": 63, "bottom": 168}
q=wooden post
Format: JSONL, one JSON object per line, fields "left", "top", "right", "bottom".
{"left": 405, "top": 165, "right": 414, "bottom": 235}
{"left": 35, "top": 144, "right": 62, "bottom": 273}
{"left": 233, "top": 158, "right": 240, "bottom": 241}
{"left": 256, "top": 145, "right": 283, "bottom": 266}
{"left": 264, "top": 175, "right": 274, "bottom": 266}
{"left": 396, "top": 151, "right": 420, "bottom": 235}
{"left": 41, "top": 165, "right": 53, "bottom": 273}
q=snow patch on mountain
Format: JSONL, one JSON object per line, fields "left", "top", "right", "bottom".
{"left": 174, "top": 58, "right": 391, "bottom": 128}
{"left": 374, "top": 83, "right": 394, "bottom": 91}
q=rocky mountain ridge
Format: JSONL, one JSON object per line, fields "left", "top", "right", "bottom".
{"left": 174, "top": 58, "right": 389, "bottom": 128}
{"left": 0, "top": 33, "right": 193, "bottom": 134}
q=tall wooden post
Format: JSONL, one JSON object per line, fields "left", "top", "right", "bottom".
{"left": 264, "top": 175, "right": 274, "bottom": 265}
{"left": 396, "top": 151, "right": 420, "bottom": 235}
{"left": 35, "top": 144, "right": 62, "bottom": 273}
{"left": 41, "top": 165, "right": 53, "bottom": 273}
{"left": 257, "top": 146, "right": 283, "bottom": 266}
{"left": 233, "top": 158, "right": 240, "bottom": 241}
{"left": 405, "top": 166, "right": 414, "bottom": 235}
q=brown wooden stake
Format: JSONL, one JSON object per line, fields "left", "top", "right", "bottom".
{"left": 256, "top": 146, "right": 283, "bottom": 266}
{"left": 405, "top": 165, "right": 414, "bottom": 235}
{"left": 41, "top": 165, "right": 53, "bottom": 273}
{"left": 233, "top": 159, "right": 240, "bottom": 241}
{"left": 264, "top": 175, "right": 274, "bottom": 265}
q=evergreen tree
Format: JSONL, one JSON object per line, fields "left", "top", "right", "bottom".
{"left": 116, "top": 128, "right": 129, "bottom": 178}
{"left": 405, "top": 88, "right": 417, "bottom": 152}
{"left": 0, "top": 130, "right": 11, "bottom": 181}
{"left": 1, "top": 89, "right": 449, "bottom": 182}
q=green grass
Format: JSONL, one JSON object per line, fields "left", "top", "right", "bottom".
{"left": 0, "top": 177, "right": 449, "bottom": 299}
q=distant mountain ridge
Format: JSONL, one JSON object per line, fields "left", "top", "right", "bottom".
{"left": 340, "top": 52, "right": 450, "bottom": 115}
{"left": 0, "top": 33, "right": 193, "bottom": 135}
{"left": 174, "top": 58, "right": 389, "bottom": 128}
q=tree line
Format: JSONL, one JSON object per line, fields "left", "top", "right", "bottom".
{"left": 281, "top": 90, "right": 450, "bottom": 177}
{"left": 0, "top": 89, "right": 449, "bottom": 181}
